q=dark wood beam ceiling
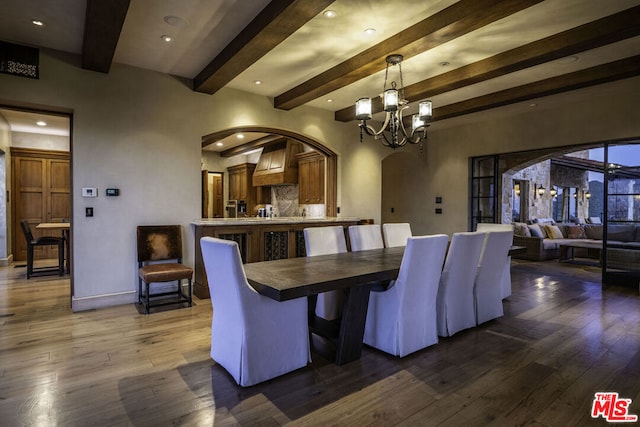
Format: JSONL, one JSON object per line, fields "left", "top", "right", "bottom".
{"left": 336, "top": 5, "right": 640, "bottom": 122}
{"left": 218, "top": 135, "right": 283, "bottom": 158}
{"left": 420, "top": 55, "right": 640, "bottom": 124}
{"left": 552, "top": 156, "right": 640, "bottom": 178}
{"left": 82, "top": 0, "right": 130, "bottom": 73}
{"left": 193, "top": 0, "right": 335, "bottom": 94}
{"left": 274, "top": 0, "right": 543, "bottom": 111}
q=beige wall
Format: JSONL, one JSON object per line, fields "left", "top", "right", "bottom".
{"left": 1, "top": 48, "right": 638, "bottom": 310}
{"left": 0, "top": 49, "right": 384, "bottom": 310}
{"left": 411, "top": 76, "right": 640, "bottom": 236}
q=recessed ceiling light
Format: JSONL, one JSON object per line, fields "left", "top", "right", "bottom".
{"left": 36, "top": 120, "right": 47, "bottom": 126}
{"left": 163, "top": 15, "right": 188, "bottom": 28}
{"left": 254, "top": 80, "right": 262, "bottom": 85}
{"left": 364, "top": 28, "right": 376, "bottom": 35}
{"left": 529, "top": 103, "right": 537, "bottom": 108}
{"left": 557, "top": 55, "right": 579, "bottom": 64}
{"left": 327, "top": 99, "right": 333, "bottom": 103}
{"left": 216, "top": 142, "right": 224, "bottom": 147}
{"left": 161, "top": 35, "right": 174, "bottom": 43}
{"left": 440, "top": 61, "right": 450, "bottom": 67}
{"left": 237, "top": 134, "right": 245, "bottom": 139}
{"left": 32, "top": 20, "right": 45, "bottom": 26}
{"left": 323, "top": 10, "right": 336, "bottom": 18}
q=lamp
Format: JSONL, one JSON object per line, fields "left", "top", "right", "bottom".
{"left": 550, "top": 187, "right": 558, "bottom": 198}
{"left": 585, "top": 190, "right": 591, "bottom": 199}
{"left": 355, "top": 54, "right": 432, "bottom": 149}
{"left": 536, "top": 185, "right": 546, "bottom": 197}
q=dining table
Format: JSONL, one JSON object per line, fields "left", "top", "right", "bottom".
{"left": 243, "top": 246, "right": 405, "bottom": 365}
{"left": 36, "top": 222, "right": 71, "bottom": 274}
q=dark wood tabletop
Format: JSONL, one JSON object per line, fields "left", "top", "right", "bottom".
{"left": 243, "top": 246, "right": 405, "bottom": 365}
{"left": 244, "top": 246, "right": 405, "bottom": 301}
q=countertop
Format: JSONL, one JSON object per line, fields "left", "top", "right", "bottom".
{"left": 192, "top": 217, "right": 360, "bottom": 226}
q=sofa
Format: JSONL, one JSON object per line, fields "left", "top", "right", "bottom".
{"left": 512, "top": 220, "right": 640, "bottom": 271}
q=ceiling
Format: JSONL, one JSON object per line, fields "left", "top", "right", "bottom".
{"left": 1, "top": 0, "right": 639, "bottom": 153}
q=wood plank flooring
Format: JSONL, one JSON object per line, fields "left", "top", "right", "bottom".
{"left": 0, "top": 260, "right": 638, "bottom": 426}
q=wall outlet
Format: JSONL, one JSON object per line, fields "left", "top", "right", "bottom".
{"left": 86, "top": 207, "right": 94, "bottom": 217}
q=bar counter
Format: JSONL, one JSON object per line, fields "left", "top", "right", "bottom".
{"left": 191, "top": 217, "right": 361, "bottom": 298}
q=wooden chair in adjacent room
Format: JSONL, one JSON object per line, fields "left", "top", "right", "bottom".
{"left": 20, "top": 220, "right": 65, "bottom": 279}
{"left": 136, "top": 225, "right": 193, "bottom": 314}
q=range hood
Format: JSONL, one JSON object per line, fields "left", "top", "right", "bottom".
{"left": 252, "top": 139, "right": 303, "bottom": 186}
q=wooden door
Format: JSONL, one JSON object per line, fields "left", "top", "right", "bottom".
{"left": 201, "top": 170, "right": 209, "bottom": 218}
{"left": 12, "top": 148, "right": 70, "bottom": 261}
{"left": 212, "top": 174, "right": 223, "bottom": 217}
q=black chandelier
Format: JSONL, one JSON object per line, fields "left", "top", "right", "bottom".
{"left": 355, "top": 54, "right": 432, "bottom": 149}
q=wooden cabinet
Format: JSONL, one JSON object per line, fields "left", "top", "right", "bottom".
{"left": 227, "top": 163, "right": 257, "bottom": 213}
{"left": 297, "top": 151, "right": 325, "bottom": 204}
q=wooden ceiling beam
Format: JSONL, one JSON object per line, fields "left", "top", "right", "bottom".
{"left": 193, "top": 0, "right": 335, "bottom": 94}
{"left": 425, "top": 55, "right": 640, "bottom": 123}
{"left": 275, "top": 0, "right": 542, "bottom": 111}
{"left": 82, "top": 0, "right": 130, "bottom": 73}
{"left": 336, "top": 5, "right": 640, "bottom": 122}
{"left": 218, "top": 135, "right": 284, "bottom": 158}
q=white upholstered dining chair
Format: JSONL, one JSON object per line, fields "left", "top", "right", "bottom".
{"left": 475, "top": 223, "right": 514, "bottom": 299}
{"left": 474, "top": 231, "right": 513, "bottom": 325}
{"left": 436, "top": 231, "right": 486, "bottom": 337}
{"left": 303, "top": 226, "right": 348, "bottom": 320}
{"left": 348, "top": 224, "right": 384, "bottom": 251}
{"left": 364, "top": 234, "right": 448, "bottom": 357}
{"left": 382, "top": 223, "right": 412, "bottom": 248}
{"left": 200, "top": 237, "right": 311, "bottom": 387}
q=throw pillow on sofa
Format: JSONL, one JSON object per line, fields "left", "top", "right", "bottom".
{"left": 544, "top": 224, "right": 564, "bottom": 239}
{"left": 584, "top": 225, "right": 603, "bottom": 240}
{"left": 514, "top": 222, "right": 530, "bottom": 237}
{"left": 566, "top": 225, "right": 586, "bottom": 239}
{"left": 528, "top": 223, "right": 545, "bottom": 238}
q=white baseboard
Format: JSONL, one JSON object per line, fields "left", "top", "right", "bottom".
{"left": 72, "top": 290, "right": 137, "bottom": 312}
{"left": 0, "top": 254, "right": 14, "bottom": 266}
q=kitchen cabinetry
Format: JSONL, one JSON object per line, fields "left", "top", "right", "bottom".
{"left": 192, "top": 218, "right": 361, "bottom": 298}
{"left": 227, "top": 163, "right": 256, "bottom": 213}
{"left": 297, "top": 151, "right": 325, "bottom": 204}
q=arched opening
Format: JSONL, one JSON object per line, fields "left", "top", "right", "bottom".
{"left": 201, "top": 126, "right": 338, "bottom": 217}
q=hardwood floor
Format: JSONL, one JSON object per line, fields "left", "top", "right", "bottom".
{"left": 0, "top": 260, "right": 638, "bottom": 426}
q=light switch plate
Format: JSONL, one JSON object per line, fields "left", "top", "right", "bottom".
{"left": 82, "top": 187, "right": 97, "bottom": 197}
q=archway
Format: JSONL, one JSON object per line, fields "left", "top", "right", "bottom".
{"left": 202, "top": 126, "right": 338, "bottom": 217}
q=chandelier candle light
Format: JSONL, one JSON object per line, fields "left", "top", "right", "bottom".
{"left": 355, "top": 54, "right": 432, "bottom": 149}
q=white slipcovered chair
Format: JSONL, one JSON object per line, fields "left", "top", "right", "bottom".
{"left": 303, "top": 226, "right": 348, "bottom": 320}
{"left": 348, "top": 224, "right": 384, "bottom": 251}
{"left": 474, "top": 231, "right": 513, "bottom": 325}
{"left": 436, "top": 232, "right": 486, "bottom": 337}
{"left": 364, "top": 235, "right": 448, "bottom": 357}
{"left": 200, "top": 237, "right": 311, "bottom": 387}
{"left": 476, "top": 223, "right": 514, "bottom": 299}
{"left": 382, "top": 223, "right": 412, "bottom": 248}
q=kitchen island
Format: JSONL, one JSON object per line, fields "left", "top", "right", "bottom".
{"left": 192, "top": 217, "right": 361, "bottom": 298}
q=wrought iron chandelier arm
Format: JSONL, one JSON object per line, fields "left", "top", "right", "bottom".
{"left": 359, "top": 111, "right": 392, "bottom": 137}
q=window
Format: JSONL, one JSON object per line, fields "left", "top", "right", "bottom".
{"left": 470, "top": 156, "right": 497, "bottom": 230}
